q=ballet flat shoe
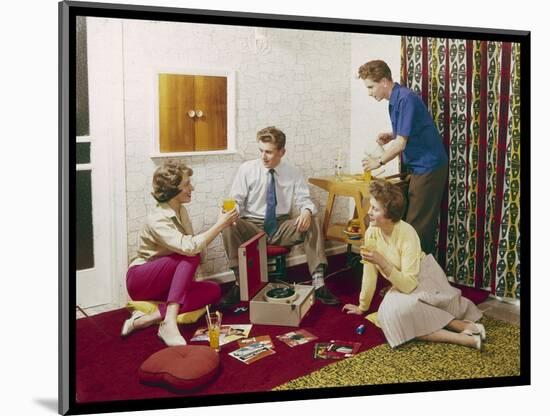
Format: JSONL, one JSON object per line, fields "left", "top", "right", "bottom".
{"left": 464, "top": 320, "right": 486, "bottom": 341}
{"left": 158, "top": 322, "right": 187, "bottom": 347}
{"left": 462, "top": 330, "right": 483, "bottom": 351}
{"left": 121, "top": 310, "right": 146, "bottom": 338}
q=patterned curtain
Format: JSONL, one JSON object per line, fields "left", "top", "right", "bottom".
{"left": 401, "top": 37, "right": 520, "bottom": 300}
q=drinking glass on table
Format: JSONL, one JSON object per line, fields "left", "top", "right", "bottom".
{"left": 363, "top": 167, "right": 372, "bottom": 183}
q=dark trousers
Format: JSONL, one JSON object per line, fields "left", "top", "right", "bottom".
{"left": 406, "top": 162, "right": 448, "bottom": 255}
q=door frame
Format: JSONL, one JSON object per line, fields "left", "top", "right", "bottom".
{"left": 77, "top": 17, "right": 129, "bottom": 308}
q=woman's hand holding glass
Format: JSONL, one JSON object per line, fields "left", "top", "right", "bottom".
{"left": 360, "top": 238, "right": 378, "bottom": 264}
{"left": 216, "top": 206, "right": 239, "bottom": 229}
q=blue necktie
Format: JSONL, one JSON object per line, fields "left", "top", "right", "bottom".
{"left": 264, "top": 169, "right": 277, "bottom": 236}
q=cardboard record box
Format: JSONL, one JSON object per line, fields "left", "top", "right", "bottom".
{"left": 238, "top": 232, "right": 315, "bottom": 327}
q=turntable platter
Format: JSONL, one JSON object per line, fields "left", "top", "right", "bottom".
{"left": 264, "top": 286, "right": 297, "bottom": 304}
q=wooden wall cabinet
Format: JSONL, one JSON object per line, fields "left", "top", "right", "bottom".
{"left": 154, "top": 70, "right": 235, "bottom": 156}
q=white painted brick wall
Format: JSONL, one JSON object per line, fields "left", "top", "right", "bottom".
{"left": 123, "top": 20, "right": 352, "bottom": 278}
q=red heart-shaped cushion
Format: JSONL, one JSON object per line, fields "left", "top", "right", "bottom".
{"left": 139, "top": 345, "right": 220, "bottom": 391}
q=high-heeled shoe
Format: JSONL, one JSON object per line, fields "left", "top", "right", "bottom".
{"left": 464, "top": 320, "right": 486, "bottom": 341}
{"left": 158, "top": 322, "right": 187, "bottom": 347}
{"left": 121, "top": 310, "right": 146, "bottom": 338}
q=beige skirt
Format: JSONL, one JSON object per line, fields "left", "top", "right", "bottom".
{"left": 378, "top": 254, "right": 482, "bottom": 348}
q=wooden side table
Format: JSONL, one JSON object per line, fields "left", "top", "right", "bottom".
{"left": 308, "top": 175, "right": 371, "bottom": 248}
{"left": 309, "top": 174, "right": 409, "bottom": 253}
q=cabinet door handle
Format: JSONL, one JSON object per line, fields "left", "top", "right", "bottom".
{"left": 187, "top": 110, "right": 196, "bottom": 118}
{"left": 196, "top": 110, "right": 204, "bottom": 118}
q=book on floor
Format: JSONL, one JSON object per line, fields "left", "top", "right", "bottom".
{"left": 190, "top": 324, "right": 252, "bottom": 346}
{"left": 276, "top": 329, "right": 318, "bottom": 347}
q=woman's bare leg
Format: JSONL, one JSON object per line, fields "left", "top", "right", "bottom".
{"left": 445, "top": 319, "right": 481, "bottom": 334}
{"left": 133, "top": 309, "right": 162, "bottom": 330}
{"left": 158, "top": 302, "right": 185, "bottom": 341}
{"left": 418, "top": 328, "right": 480, "bottom": 349}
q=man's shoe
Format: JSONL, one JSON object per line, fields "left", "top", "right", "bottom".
{"left": 315, "top": 285, "right": 341, "bottom": 306}
{"left": 219, "top": 284, "right": 241, "bottom": 309}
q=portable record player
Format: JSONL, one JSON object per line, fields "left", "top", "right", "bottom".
{"left": 238, "top": 232, "right": 315, "bottom": 327}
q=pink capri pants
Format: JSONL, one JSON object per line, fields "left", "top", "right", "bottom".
{"left": 126, "top": 253, "right": 221, "bottom": 319}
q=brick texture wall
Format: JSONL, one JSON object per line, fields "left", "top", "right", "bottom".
{"left": 123, "top": 20, "right": 352, "bottom": 278}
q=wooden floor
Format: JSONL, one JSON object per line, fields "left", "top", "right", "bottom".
{"left": 477, "top": 298, "right": 520, "bottom": 325}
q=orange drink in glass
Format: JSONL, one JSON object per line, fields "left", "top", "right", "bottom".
{"left": 223, "top": 198, "right": 236, "bottom": 212}
{"left": 207, "top": 313, "right": 221, "bottom": 352}
{"left": 360, "top": 238, "right": 377, "bottom": 264}
{"left": 363, "top": 169, "right": 372, "bottom": 182}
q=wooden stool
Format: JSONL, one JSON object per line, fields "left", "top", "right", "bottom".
{"left": 266, "top": 245, "right": 290, "bottom": 281}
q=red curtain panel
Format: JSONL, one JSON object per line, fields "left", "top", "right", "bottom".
{"left": 401, "top": 37, "right": 521, "bottom": 300}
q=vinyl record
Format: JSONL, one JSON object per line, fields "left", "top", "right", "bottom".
{"left": 265, "top": 286, "right": 297, "bottom": 303}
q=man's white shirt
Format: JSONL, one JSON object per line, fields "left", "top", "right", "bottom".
{"left": 230, "top": 158, "right": 317, "bottom": 219}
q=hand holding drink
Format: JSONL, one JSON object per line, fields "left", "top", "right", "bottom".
{"left": 223, "top": 198, "right": 236, "bottom": 212}
{"left": 220, "top": 198, "right": 239, "bottom": 227}
{"left": 362, "top": 143, "right": 385, "bottom": 178}
{"left": 360, "top": 237, "right": 377, "bottom": 264}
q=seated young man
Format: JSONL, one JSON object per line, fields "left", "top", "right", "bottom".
{"left": 220, "top": 126, "right": 340, "bottom": 307}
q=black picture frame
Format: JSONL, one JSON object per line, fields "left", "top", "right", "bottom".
{"left": 59, "top": 1, "right": 530, "bottom": 414}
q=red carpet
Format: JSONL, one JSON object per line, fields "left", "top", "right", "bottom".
{"left": 76, "top": 254, "right": 489, "bottom": 403}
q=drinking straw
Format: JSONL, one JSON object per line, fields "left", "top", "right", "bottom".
{"left": 206, "top": 305, "right": 212, "bottom": 327}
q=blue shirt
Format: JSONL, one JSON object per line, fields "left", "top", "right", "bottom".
{"left": 389, "top": 83, "right": 448, "bottom": 175}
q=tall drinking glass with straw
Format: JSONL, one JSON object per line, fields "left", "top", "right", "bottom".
{"left": 206, "top": 305, "right": 221, "bottom": 352}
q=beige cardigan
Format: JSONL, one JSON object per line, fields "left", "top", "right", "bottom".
{"left": 129, "top": 202, "right": 208, "bottom": 267}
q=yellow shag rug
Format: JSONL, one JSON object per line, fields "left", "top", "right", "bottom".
{"left": 274, "top": 316, "right": 520, "bottom": 390}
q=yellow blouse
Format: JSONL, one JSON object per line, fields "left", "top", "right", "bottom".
{"left": 129, "top": 203, "right": 208, "bottom": 267}
{"left": 359, "top": 220, "right": 424, "bottom": 312}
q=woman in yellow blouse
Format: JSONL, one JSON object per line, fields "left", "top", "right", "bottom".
{"left": 342, "top": 180, "right": 485, "bottom": 350}
{"left": 121, "top": 160, "right": 239, "bottom": 347}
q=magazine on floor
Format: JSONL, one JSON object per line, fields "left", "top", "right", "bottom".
{"left": 237, "top": 335, "right": 274, "bottom": 349}
{"left": 190, "top": 324, "right": 252, "bottom": 346}
{"left": 276, "top": 329, "right": 318, "bottom": 347}
{"left": 326, "top": 340, "right": 361, "bottom": 359}
{"left": 229, "top": 339, "right": 276, "bottom": 364}
{"left": 313, "top": 343, "right": 330, "bottom": 359}
{"left": 313, "top": 340, "right": 361, "bottom": 359}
